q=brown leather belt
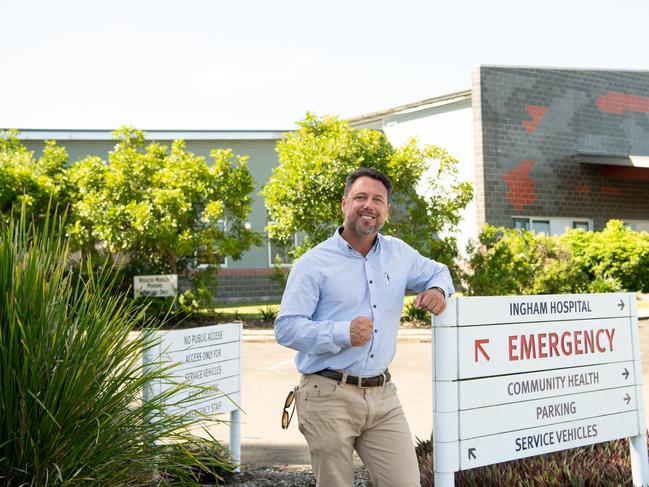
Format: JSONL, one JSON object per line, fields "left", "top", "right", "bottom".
{"left": 314, "top": 369, "right": 391, "bottom": 387}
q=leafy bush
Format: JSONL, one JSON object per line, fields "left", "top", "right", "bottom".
{"left": 417, "top": 437, "right": 636, "bottom": 486}
{"left": 561, "top": 220, "right": 649, "bottom": 293}
{"left": 401, "top": 301, "right": 431, "bottom": 324}
{"left": 462, "top": 222, "right": 649, "bottom": 295}
{"left": 0, "top": 210, "right": 234, "bottom": 485}
{"left": 259, "top": 305, "right": 279, "bottom": 321}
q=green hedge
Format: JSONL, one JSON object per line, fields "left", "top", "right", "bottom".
{"left": 463, "top": 220, "right": 649, "bottom": 295}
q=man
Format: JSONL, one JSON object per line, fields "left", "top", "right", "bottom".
{"left": 275, "top": 167, "right": 453, "bottom": 486}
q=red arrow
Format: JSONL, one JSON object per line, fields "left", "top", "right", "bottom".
{"left": 474, "top": 339, "right": 490, "bottom": 362}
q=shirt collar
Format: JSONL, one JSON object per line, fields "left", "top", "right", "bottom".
{"left": 333, "top": 226, "right": 382, "bottom": 256}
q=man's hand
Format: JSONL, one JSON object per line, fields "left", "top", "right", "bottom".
{"left": 350, "top": 316, "right": 373, "bottom": 346}
{"left": 414, "top": 288, "right": 447, "bottom": 316}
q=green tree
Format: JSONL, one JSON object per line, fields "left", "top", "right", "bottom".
{"left": 0, "top": 129, "right": 70, "bottom": 221}
{"left": 67, "top": 127, "right": 260, "bottom": 295}
{"left": 262, "top": 113, "right": 473, "bottom": 269}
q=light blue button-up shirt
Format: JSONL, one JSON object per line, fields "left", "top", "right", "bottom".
{"left": 275, "top": 227, "right": 454, "bottom": 377}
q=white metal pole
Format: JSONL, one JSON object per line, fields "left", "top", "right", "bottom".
{"left": 629, "top": 293, "right": 649, "bottom": 486}
{"left": 230, "top": 323, "right": 243, "bottom": 473}
{"left": 433, "top": 298, "right": 459, "bottom": 487}
{"left": 230, "top": 409, "right": 241, "bottom": 473}
{"left": 630, "top": 433, "right": 649, "bottom": 487}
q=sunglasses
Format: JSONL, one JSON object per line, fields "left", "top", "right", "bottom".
{"left": 281, "top": 388, "right": 296, "bottom": 429}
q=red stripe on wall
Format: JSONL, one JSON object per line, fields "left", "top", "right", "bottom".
{"left": 522, "top": 105, "right": 548, "bottom": 133}
{"left": 503, "top": 160, "right": 537, "bottom": 210}
{"left": 596, "top": 91, "right": 649, "bottom": 114}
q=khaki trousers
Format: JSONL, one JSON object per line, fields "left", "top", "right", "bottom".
{"left": 296, "top": 373, "right": 420, "bottom": 487}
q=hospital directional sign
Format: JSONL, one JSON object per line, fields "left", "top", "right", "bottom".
{"left": 431, "top": 293, "right": 649, "bottom": 487}
{"left": 459, "top": 317, "right": 632, "bottom": 378}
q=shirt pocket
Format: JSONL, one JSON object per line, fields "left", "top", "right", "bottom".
{"left": 384, "top": 274, "right": 407, "bottom": 313}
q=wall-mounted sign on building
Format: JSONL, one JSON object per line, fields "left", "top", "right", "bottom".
{"left": 432, "top": 293, "right": 649, "bottom": 487}
{"left": 133, "top": 274, "right": 178, "bottom": 298}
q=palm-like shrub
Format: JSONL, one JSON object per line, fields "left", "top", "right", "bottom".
{"left": 0, "top": 210, "right": 233, "bottom": 485}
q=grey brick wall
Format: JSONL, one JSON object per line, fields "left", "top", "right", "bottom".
{"left": 213, "top": 269, "right": 286, "bottom": 303}
{"left": 473, "top": 67, "right": 649, "bottom": 230}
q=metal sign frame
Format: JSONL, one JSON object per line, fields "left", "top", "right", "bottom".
{"left": 432, "top": 293, "right": 649, "bottom": 486}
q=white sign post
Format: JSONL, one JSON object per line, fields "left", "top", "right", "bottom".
{"left": 432, "top": 293, "right": 649, "bottom": 486}
{"left": 143, "top": 322, "right": 243, "bottom": 470}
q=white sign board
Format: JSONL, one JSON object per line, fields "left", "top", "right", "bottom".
{"left": 460, "top": 412, "right": 640, "bottom": 469}
{"left": 134, "top": 274, "right": 178, "bottom": 297}
{"left": 458, "top": 317, "right": 633, "bottom": 378}
{"left": 432, "top": 293, "right": 648, "bottom": 487}
{"left": 150, "top": 322, "right": 242, "bottom": 416}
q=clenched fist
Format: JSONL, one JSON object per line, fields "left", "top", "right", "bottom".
{"left": 350, "top": 316, "right": 373, "bottom": 346}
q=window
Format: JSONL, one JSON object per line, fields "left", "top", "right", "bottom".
{"left": 268, "top": 233, "right": 301, "bottom": 267}
{"left": 531, "top": 220, "right": 550, "bottom": 234}
{"left": 572, "top": 221, "right": 589, "bottom": 230}
{"left": 512, "top": 218, "right": 530, "bottom": 230}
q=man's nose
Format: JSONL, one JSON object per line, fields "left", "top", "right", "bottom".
{"left": 362, "top": 199, "right": 376, "bottom": 210}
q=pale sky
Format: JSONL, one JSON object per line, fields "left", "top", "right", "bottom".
{"left": 1, "top": 0, "right": 648, "bottom": 130}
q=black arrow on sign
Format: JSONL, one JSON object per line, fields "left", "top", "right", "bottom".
{"left": 623, "top": 368, "right": 630, "bottom": 380}
{"left": 624, "top": 393, "right": 631, "bottom": 405}
{"left": 468, "top": 448, "right": 477, "bottom": 460}
{"left": 618, "top": 299, "right": 625, "bottom": 311}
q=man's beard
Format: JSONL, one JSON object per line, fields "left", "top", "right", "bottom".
{"left": 345, "top": 214, "right": 384, "bottom": 235}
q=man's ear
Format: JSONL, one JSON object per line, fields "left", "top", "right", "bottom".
{"left": 341, "top": 196, "right": 347, "bottom": 213}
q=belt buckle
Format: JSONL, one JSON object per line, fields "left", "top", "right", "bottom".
{"left": 358, "top": 372, "right": 387, "bottom": 388}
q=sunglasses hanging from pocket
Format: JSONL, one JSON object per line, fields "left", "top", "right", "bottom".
{"left": 281, "top": 386, "right": 298, "bottom": 429}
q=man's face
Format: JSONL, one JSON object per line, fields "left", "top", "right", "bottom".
{"left": 342, "top": 176, "right": 389, "bottom": 236}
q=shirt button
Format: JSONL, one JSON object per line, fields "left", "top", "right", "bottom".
{"left": 374, "top": 329, "right": 378, "bottom": 333}
{"left": 370, "top": 354, "right": 374, "bottom": 358}
{"left": 373, "top": 305, "right": 377, "bottom": 308}
{"left": 369, "top": 280, "right": 373, "bottom": 284}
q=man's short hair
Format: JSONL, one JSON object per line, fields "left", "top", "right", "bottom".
{"left": 344, "top": 167, "right": 393, "bottom": 197}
